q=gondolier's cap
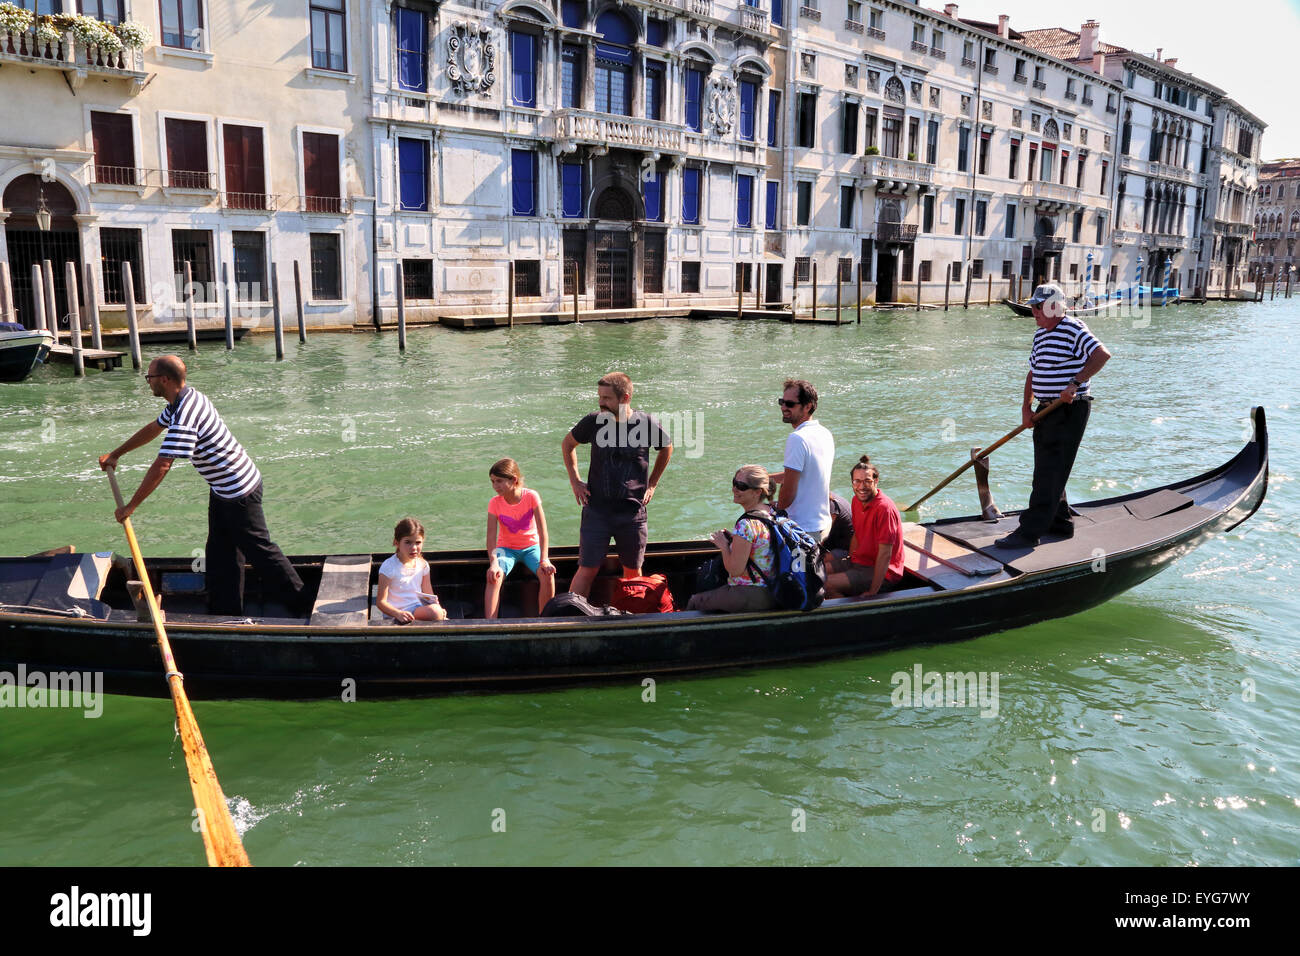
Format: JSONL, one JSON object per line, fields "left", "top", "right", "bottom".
{"left": 1026, "top": 283, "right": 1065, "bottom": 306}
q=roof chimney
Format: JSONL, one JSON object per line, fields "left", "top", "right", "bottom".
{"left": 1079, "top": 20, "right": 1099, "bottom": 61}
{"left": 1155, "top": 47, "right": 1163, "bottom": 62}
{"left": 1164, "top": 58, "right": 1178, "bottom": 68}
{"left": 1092, "top": 52, "right": 1105, "bottom": 75}
{"left": 998, "top": 15, "right": 1009, "bottom": 38}
{"left": 944, "top": 4, "right": 958, "bottom": 18}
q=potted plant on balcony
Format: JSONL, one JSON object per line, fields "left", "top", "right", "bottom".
{"left": 114, "top": 20, "right": 150, "bottom": 49}
{"left": 68, "top": 13, "right": 119, "bottom": 50}
{"left": 907, "top": 151, "right": 917, "bottom": 161}
{"left": 0, "top": 3, "right": 35, "bottom": 37}
{"left": 33, "top": 15, "right": 63, "bottom": 50}
{"left": 864, "top": 145, "right": 880, "bottom": 156}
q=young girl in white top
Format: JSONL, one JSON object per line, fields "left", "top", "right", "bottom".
{"left": 376, "top": 517, "right": 448, "bottom": 624}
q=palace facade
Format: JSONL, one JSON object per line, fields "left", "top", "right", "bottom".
{"left": 1251, "top": 158, "right": 1300, "bottom": 286}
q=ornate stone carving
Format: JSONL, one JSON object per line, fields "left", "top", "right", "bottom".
{"left": 707, "top": 75, "right": 736, "bottom": 136}
{"left": 447, "top": 21, "right": 495, "bottom": 96}
{"left": 883, "top": 76, "right": 905, "bottom": 104}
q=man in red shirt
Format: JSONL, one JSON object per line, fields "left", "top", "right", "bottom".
{"left": 825, "top": 458, "right": 905, "bottom": 598}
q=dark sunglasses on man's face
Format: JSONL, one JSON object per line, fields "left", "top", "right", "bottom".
{"left": 777, "top": 399, "right": 801, "bottom": 408}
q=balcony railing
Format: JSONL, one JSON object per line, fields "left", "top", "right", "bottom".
{"left": 961, "top": 56, "right": 977, "bottom": 68}
{"left": 555, "top": 110, "right": 685, "bottom": 153}
{"left": 1146, "top": 233, "right": 1189, "bottom": 250}
{"left": 911, "top": 40, "right": 928, "bottom": 53}
{"left": 877, "top": 221, "right": 919, "bottom": 244}
{"left": 1112, "top": 230, "right": 1141, "bottom": 246}
{"left": 1032, "top": 80, "right": 1046, "bottom": 90}
{"left": 1034, "top": 236, "right": 1067, "bottom": 254}
{"left": 300, "top": 195, "right": 352, "bottom": 214}
{"left": 799, "top": 4, "right": 820, "bottom": 20}
{"left": 1013, "top": 72, "right": 1027, "bottom": 84}
{"left": 983, "top": 63, "right": 998, "bottom": 75}
{"left": 686, "top": 0, "right": 714, "bottom": 17}
{"left": 222, "top": 192, "right": 281, "bottom": 211}
{"left": 845, "top": 19, "right": 864, "bottom": 34}
{"left": 1106, "top": 103, "right": 1118, "bottom": 113}
{"left": 91, "top": 165, "right": 147, "bottom": 186}
{"left": 1150, "top": 162, "right": 1196, "bottom": 186}
{"left": 1021, "top": 181, "right": 1083, "bottom": 206}
{"left": 1064, "top": 90, "right": 1077, "bottom": 100}
{"left": 868, "top": 26, "right": 886, "bottom": 40}
{"left": 1, "top": 25, "right": 146, "bottom": 90}
{"left": 167, "top": 169, "right": 218, "bottom": 190}
{"left": 929, "top": 47, "right": 945, "bottom": 59}
{"left": 861, "top": 155, "right": 934, "bottom": 189}
{"left": 740, "top": 7, "right": 769, "bottom": 31}
{"left": 1082, "top": 96, "right": 1094, "bottom": 105}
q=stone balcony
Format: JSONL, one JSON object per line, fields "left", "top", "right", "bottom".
{"left": 1021, "top": 180, "right": 1083, "bottom": 210}
{"left": 1112, "top": 229, "right": 1141, "bottom": 246}
{"left": 1, "top": 26, "right": 146, "bottom": 92}
{"left": 877, "top": 221, "right": 918, "bottom": 244}
{"left": 554, "top": 110, "right": 685, "bottom": 155}
{"left": 1215, "top": 220, "right": 1253, "bottom": 237}
{"left": 1149, "top": 161, "right": 1197, "bottom": 186}
{"left": 1144, "top": 233, "right": 1189, "bottom": 250}
{"left": 860, "top": 154, "right": 934, "bottom": 193}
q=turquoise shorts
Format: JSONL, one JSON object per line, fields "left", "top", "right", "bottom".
{"left": 493, "top": 545, "right": 541, "bottom": 577}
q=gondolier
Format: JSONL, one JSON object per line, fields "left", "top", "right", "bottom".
{"left": 996, "top": 284, "right": 1112, "bottom": 548}
{"left": 98, "top": 354, "right": 305, "bottom": 615}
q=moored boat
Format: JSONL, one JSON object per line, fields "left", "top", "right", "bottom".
{"left": 0, "top": 408, "right": 1269, "bottom": 699}
{"left": 0, "top": 323, "right": 53, "bottom": 382}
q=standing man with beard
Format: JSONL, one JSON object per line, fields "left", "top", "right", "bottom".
{"left": 562, "top": 372, "right": 673, "bottom": 598}
{"left": 773, "top": 378, "right": 836, "bottom": 541}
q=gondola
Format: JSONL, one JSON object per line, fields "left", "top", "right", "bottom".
{"left": 0, "top": 323, "right": 53, "bottom": 382}
{"left": 0, "top": 407, "right": 1269, "bottom": 699}
{"left": 1000, "top": 297, "right": 1121, "bottom": 319}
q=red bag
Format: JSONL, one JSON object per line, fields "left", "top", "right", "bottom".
{"left": 609, "top": 574, "right": 675, "bottom": 614}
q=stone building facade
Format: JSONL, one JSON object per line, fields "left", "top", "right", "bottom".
{"left": 1252, "top": 158, "right": 1300, "bottom": 285}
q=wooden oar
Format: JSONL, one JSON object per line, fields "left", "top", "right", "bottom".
{"left": 903, "top": 396, "right": 1067, "bottom": 516}
{"left": 105, "top": 467, "right": 251, "bottom": 868}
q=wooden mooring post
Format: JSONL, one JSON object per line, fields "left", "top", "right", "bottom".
{"left": 122, "top": 261, "right": 142, "bottom": 370}
{"left": 1287, "top": 271, "right": 1294, "bottom": 299}
{"left": 754, "top": 266, "right": 761, "bottom": 312}
{"left": 395, "top": 262, "right": 407, "bottom": 351}
{"left": 83, "top": 262, "right": 102, "bottom": 350}
{"left": 856, "top": 261, "right": 863, "bottom": 324}
{"left": 915, "top": 266, "right": 921, "bottom": 312}
{"left": 572, "top": 263, "right": 580, "bottom": 323}
{"left": 835, "top": 266, "right": 842, "bottom": 325}
{"left": 792, "top": 267, "right": 800, "bottom": 323}
{"left": 182, "top": 261, "right": 197, "bottom": 351}
{"left": 507, "top": 261, "right": 515, "bottom": 329}
{"left": 31, "top": 265, "right": 47, "bottom": 339}
{"left": 293, "top": 260, "right": 307, "bottom": 342}
{"left": 812, "top": 260, "right": 818, "bottom": 322}
{"left": 944, "top": 269, "right": 951, "bottom": 311}
{"left": 221, "top": 263, "right": 234, "bottom": 351}
{"left": 736, "top": 264, "right": 743, "bottom": 319}
{"left": 987, "top": 274, "right": 992, "bottom": 306}
{"left": 962, "top": 269, "right": 972, "bottom": 309}
{"left": 271, "top": 261, "right": 285, "bottom": 360}
{"left": 42, "top": 260, "right": 58, "bottom": 342}
{"left": 0, "top": 260, "right": 14, "bottom": 322}
{"left": 64, "top": 261, "right": 85, "bottom": 377}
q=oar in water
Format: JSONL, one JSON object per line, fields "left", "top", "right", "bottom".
{"left": 105, "top": 467, "right": 251, "bottom": 868}
{"left": 903, "top": 396, "right": 1067, "bottom": 519}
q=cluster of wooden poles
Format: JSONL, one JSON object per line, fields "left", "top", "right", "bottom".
{"left": 0, "top": 258, "right": 316, "bottom": 376}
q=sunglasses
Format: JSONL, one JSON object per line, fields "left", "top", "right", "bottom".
{"left": 733, "top": 480, "right": 754, "bottom": 491}
{"left": 777, "top": 399, "right": 801, "bottom": 408}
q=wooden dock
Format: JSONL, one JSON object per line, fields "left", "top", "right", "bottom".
{"left": 47, "top": 343, "right": 124, "bottom": 371}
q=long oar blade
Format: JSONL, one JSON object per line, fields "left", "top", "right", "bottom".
{"left": 106, "top": 467, "right": 251, "bottom": 867}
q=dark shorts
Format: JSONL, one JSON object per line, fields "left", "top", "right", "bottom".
{"left": 579, "top": 507, "right": 647, "bottom": 570}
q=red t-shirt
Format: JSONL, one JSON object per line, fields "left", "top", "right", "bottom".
{"left": 850, "top": 491, "right": 905, "bottom": 583}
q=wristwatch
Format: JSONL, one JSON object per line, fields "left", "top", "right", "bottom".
{"left": 1069, "top": 377, "right": 1083, "bottom": 387}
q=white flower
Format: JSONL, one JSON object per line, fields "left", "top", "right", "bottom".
{"left": 0, "top": 3, "right": 36, "bottom": 35}
{"left": 114, "top": 20, "right": 150, "bottom": 49}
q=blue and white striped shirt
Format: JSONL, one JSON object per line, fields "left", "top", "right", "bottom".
{"left": 157, "top": 387, "right": 261, "bottom": 500}
{"left": 1029, "top": 316, "right": 1102, "bottom": 402}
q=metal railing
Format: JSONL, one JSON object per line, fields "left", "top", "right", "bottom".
{"left": 911, "top": 40, "right": 928, "bottom": 53}
{"left": 961, "top": 56, "right": 977, "bottom": 67}
{"left": 799, "top": 5, "right": 821, "bottom": 20}
{"left": 930, "top": 47, "right": 946, "bottom": 59}
{"left": 983, "top": 63, "right": 999, "bottom": 75}
{"left": 300, "top": 195, "right": 352, "bottom": 214}
{"left": 167, "top": 169, "right": 217, "bottom": 190}
{"left": 91, "top": 165, "right": 147, "bottom": 186}
{"left": 1032, "top": 79, "right": 1047, "bottom": 90}
{"left": 868, "top": 26, "right": 886, "bottom": 40}
{"left": 845, "top": 19, "right": 864, "bottom": 34}
{"left": 1034, "top": 236, "right": 1067, "bottom": 253}
{"left": 1013, "top": 72, "right": 1027, "bottom": 84}
{"left": 222, "top": 192, "right": 280, "bottom": 211}
{"left": 877, "top": 221, "right": 919, "bottom": 243}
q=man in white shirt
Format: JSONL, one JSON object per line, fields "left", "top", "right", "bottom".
{"left": 773, "top": 379, "right": 835, "bottom": 540}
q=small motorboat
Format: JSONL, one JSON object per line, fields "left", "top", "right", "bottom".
{"left": 0, "top": 322, "right": 53, "bottom": 382}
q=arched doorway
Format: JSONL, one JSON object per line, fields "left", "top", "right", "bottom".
{"left": 875, "top": 199, "right": 903, "bottom": 303}
{"left": 1032, "top": 215, "right": 1059, "bottom": 284}
{"left": 594, "top": 186, "right": 636, "bottom": 309}
{"left": 3, "top": 175, "right": 82, "bottom": 330}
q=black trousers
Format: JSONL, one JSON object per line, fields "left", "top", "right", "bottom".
{"left": 206, "top": 481, "right": 304, "bottom": 615}
{"left": 1017, "top": 398, "right": 1091, "bottom": 539}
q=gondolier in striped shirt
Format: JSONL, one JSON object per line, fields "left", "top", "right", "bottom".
{"left": 98, "top": 355, "right": 306, "bottom": 615}
{"left": 996, "top": 284, "right": 1112, "bottom": 548}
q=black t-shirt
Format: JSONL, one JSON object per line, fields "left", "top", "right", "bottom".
{"left": 571, "top": 410, "right": 671, "bottom": 513}
{"left": 826, "top": 492, "right": 854, "bottom": 552}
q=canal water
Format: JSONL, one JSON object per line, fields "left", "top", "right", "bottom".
{"left": 1, "top": 299, "right": 1296, "bottom": 865}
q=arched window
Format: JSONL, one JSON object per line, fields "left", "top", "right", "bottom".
{"left": 594, "top": 10, "right": 635, "bottom": 116}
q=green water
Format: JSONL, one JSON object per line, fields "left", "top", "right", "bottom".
{"left": 1, "top": 302, "right": 1297, "bottom": 865}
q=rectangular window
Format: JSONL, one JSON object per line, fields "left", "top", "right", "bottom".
{"left": 765, "top": 180, "right": 779, "bottom": 230}
{"left": 737, "top": 174, "right": 754, "bottom": 228}
{"left": 395, "top": 7, "right": 427, "bottom": 92}
{"left": 685, "top": 67, "right": 705, "bottom": 132}
{"left": 1002, "top": 259, "right": 1013, "bottom": 279}
{"left": 302, "top": 131, "right": 341, "bottom": 211}
{"left": 919, "top": 260, "right": 931, "bottom": 282}
{"left": 160, "top": 0, "right": 204, "bottom": 50}
{"left": 957, "top": 127, "right": 970, "bottom": 172}
{"left": 767, "top": 90, "right": 781, "bottom": 147}
{"left": 881, "top": 109, "right": 901, "bottom": 157}
{"left": 511, "top": 149, "right": 537, "bottom": 216}
{"left": 646, "top": 17, "right": 666, "bottom": 46}
{"left": 974, "top": 199, "right": 987, "bottom": 236}
{"left": 838, "top": 257, "right": 853, "bottom": 282}
{"left": 222, "top": 123, "right": 265, "bottom": 208}
{"left": 510, "top": 30, "right": 536, "bottom": 107}
{"left": 681, "top": 167, "right": 701, "bottom": 225}
{"left": 646, "top": 64, "right": 664, "bottom": 121}
{"left": 1069, "top": 262, "right": 1078, "bottom": 281}
{"left": 681, "top": 261, "right": 701, "bottom": 293}
{"left": 80, "top": 0, "right": 126, "bottom": 24}
{"left": 978, "top": 131, "right": 990, "bottom": 175}
{"left": 950, "top": 260, "right": 962, "bottom": 282}
{"left": 165, "top": 117, "right": 209, "bottom": 189}
{"left": 796, "top": 92, "right": 816, "bottom": 148}
{"left": 863, "top": 109, "right": 878, "bottom": 152}
{"left": 309, "top": 233, "right": 342, "bottom": 300}
{"left": 563, "top": 229, "right": 584, "bottom": 295}
{"left": 1059, "top": 150, "right": 1069, "bottom": 186}
{"left": 922, "top": 194, "right": 934, "bottom": 233}
{"left": 860, "top": 238, "right": 873, "bottom": 281}
{"left": 403, "top": 259, "right": 434, "bottom": 299}
{"left": 772, "top": 0, "right": 784, "bottom": 26}
{"left": 1022, "top": 245, "right": 1033, "bottom": 279}
{"left": 397, "top": 138, "right": 428, "bottom": 212}
{"left": 1027, "top": 144, "right": 1038, "bottom": 182}
{"left": 98, "top": 228, "right": 145, "bottom": 305}
{"left": 1040, "top": 146, "right": 1053, "bottom": 182}
{"left": 1073, "top": 210, "right": 1083, "bottom": 243}
{"left": 841, "top": 102, "right": 858, "bottom": 154}
{"left": 643, "top": 232, "right": 665, "bottom": 294}
{"left": 839, "top": 184, "right": 854, "bottom": 229}
{"left": 926, "top": 118, "right": 938, "bottom": 164}
{"left": 740, "top": 79, "right": 758, "bottom": 141}
{"left": 901, "top": 245, "right": 914, "bottom": 282}
{"left": 908, "top": 117, "right": 919, "bottom": 160}
{"left": 796, "top": 181, "right": 812, "bottom": 226}
{"left": 514, "top": 260, "right": 541, "bottom": 297}
{"left": 562, "top": 46, "right": 582, "bottom": 109}
{"left": 91, "top": 111, "right": 136, "bottom": 185}
{"left": 232, "top": 231, "right": 266, "bottom": 302}
{"left": 310, "top": 0, "right": 345, "bottom": 71}
{"left": 644, "top": 170, "right": 663, "bottom": 222}
{"left": 595, "top": 56, "right": 631, "bottom": 115}
{"left": 562, "top": 163, "right": 583, "bottom": 218}
{"left": 1099, "top": 159, "right": 1109, "bottom": 195}
{"left": 561, "top": 0, "right": 584, "bottom": 27}
{"left": 972, "top": 259, "right": 984, "bottom": 280}
{"left": 954, "top": 197, "right": 966, "bottom": 235}
{"left": 1008, "top": 139, "right": 1020, "bottom": 179}
{"left": 1095, "top": 214, "right": 1104, "bottom": 246}
{"left": 795, "top": 257, "right": 811, "bottom": 282}
{"left": 1005, "top": 202, "right": 1016, "bottom": 238}
{"left": 1076, "top": 153, "right": 1085, "bottom": 189}
{"left": 171, "top": 229, "right": 215, "bottom": 302}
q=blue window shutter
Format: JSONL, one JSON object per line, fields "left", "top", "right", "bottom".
{"left": 643, "top": 172, "right": 662, "bottom": 222}
{"left": 740, "top": 81, "right": 756, "bottom": 141}
{"left": 512, "top": 149, "right": 536, "bottom": 216}
{"left": 682, "top": 168, "right": 700, "bottom": 224}
{"left": 561, "top": 0, "right": 584, "bottom": 28}
{"left": 562, "top": 163, "right": 583, "bottom": 218}
{"left": 511, "top": 32, "right": 535, "bottom": 106}
{"left": 396, "top": 9, "right": 426, "bottom": 93}
{"left": 737, "top": 175, "right": 753, "bottom": 227}
{"left": 767, "top": 90, "right": 780, "bottom": 147}
{"left": 685, "top": 70, "right": 702, "bottom": 132}
{"left": 772, "top": 0, "right": 784, "bottom": 26}
{"left": 765, "top": 180, "right": 778, "bottom": 230}
{"left": 398, "top": 138, "right": 427, "bottom": 211}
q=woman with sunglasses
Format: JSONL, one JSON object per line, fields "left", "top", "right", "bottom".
{"left": 686, "top": 465, "right": 777, "bottom": 613}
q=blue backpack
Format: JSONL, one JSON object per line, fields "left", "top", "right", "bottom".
{"left": 741, "top": 510, "right": 827, "bottom": 611}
